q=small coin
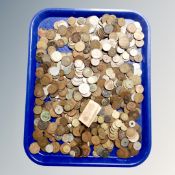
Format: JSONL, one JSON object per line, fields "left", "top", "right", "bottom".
{"left": 104, "top": 24, "right": 114, "bottom": 34}
{"left": 134, "top": 31, "right": 144, "bottom": 40}
{"left": 91, "top": 49, "right": 103, "bottom": 59}
{"left": 133, "top": 141, "right": 142, "bottom": 151}
{"left": 75, "top": 41, "right": 85, "bottom": 52}
{"left": 87, "top": 76, "right": 98, "bottom": 84}
{"left": 119, "top": 36, "right": 129, "bottom": 49}
{"left": 40, "top": 111, "right": 51, "bottom": 122}
{"left": 79, "top": 83, "right": 90, "bottom": 94}
{"left": 104, "top": 80, "right": 114, "bottom": 90}
{"left": 51, "top": 51, "right": 62, "bottom": 62}
{"left": 82, "top": 67, "right": 93, "bottom": 77}
{"left": 127, "top": 23, "right": 137, "bottom": 33}
{"left": 29, "top": 142, "right": 40, "bottom": 154}
{"left": 89, "top": 84, "right": 97, "bottom": 92}
{"left": 54, "top": 105, "right": 63, "bottom": 115}
{"left": 61, "top": 56, "right": 72, "bottom": 67}
{"left": 45, "top": 143, "right": 54, "bottom": 153}
{"left": 91, "top": 58, "right": 100, "bottom": 66}
{"left": 121, "top": 138, "right": 129, "bottom": 147}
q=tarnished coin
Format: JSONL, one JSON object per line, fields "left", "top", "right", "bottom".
{"left": 40, "top": 110, "right": 51, "bottom": 122}
{"left": 104, "top": 80, "right": 114, "bottom": 90}
{"left": 83, "top": 67, "right": 93, "bottom": 77}
{"left": 29, "top": 142, "right": 40, "bottom": 154}
{"left": 61, "top": 56, "right": 72, "bottom": 67}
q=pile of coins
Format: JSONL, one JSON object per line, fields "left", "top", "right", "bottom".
{"left": 29, "top": 14, "right": 144, "bottom": 158}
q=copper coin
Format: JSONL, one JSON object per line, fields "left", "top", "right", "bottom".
{"left": 116, "top": 148, "right": 130, "bottom": 158}
{"left": 29, "top": 142, "right": 40, "bottom": 154}
{"left": 82, "top": 131, "right": 92, "bottom": 143}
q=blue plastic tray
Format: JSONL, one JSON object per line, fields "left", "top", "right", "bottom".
{"left": 24, "top": 8, "right": 151, "bottom": 167}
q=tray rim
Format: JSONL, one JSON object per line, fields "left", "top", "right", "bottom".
{"left": 24, "top": 8, "right": 151, "bottom": 167}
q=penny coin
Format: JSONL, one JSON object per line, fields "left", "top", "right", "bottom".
{"left": 82, "top": 131, "right": 92, "bottom": 142}
{"left": 29, "top": 142, "right": 40, "bottom": 154}
{"left": 52, "top": 142, "right": 60, "bottom": 153}
{"left": 38, "top": 120, "right": 49, "bottom": 130}
{"left": 134, "top": 93, "right": 144, "bottom": 103}
{"left": 116, "top": 148, "right": 130, "bottom": 158}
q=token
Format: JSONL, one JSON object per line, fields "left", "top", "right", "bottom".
{"left": 51, "top": 51, "right": 62, "bottom": 62}
{"left": 29, "top": 142, "right": 40, "bottom": 154}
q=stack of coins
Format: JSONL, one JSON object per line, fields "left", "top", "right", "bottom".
{"left": 29, "top": 14, "right": 145, "bottom": 159}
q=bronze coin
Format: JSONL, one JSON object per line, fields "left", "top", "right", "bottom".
{"left": 116, "top": 148, "right": 130, "bottom": 158}
{"left": 46, "top": 29, "right": 56, "bottom": 40}
{"left": 91, "top": 136, "right": 101, "bottom": 145}
{"left": 38, "top": 120, "right": 49, "bottom": 130}
{"left": 34, "top": 84, "right": 44, "bottom": 98}
{"left": 48, "top": 83, "right": 58, "bottom": 94}
{"left": 81, "top": 144, "right": 91, "bottom": 157}
{"left": 72, "top": 126, "right": 81, "bottom": 137}
{"left": 56, "top": 125, "right": 66, "bottom": 136}
{"left": 32, "top": 129, "right": 43, "bottom": 140}
{"left": 37, "top": 136, "right": 49, "bottom": 148}
{"left": 52, "top": 142, "right": 60, "bottom": 153}
{"left": 82, "top": 131, "right": 92, "bottom": 143}
{"left": 60, "top": 117, "right": 68, "bottom": 126}
{"left": 127, "top": 102, "right": 137, "bottom": 111}
{"left": 71, "top": 32, "right": 81, "bottom": 43}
